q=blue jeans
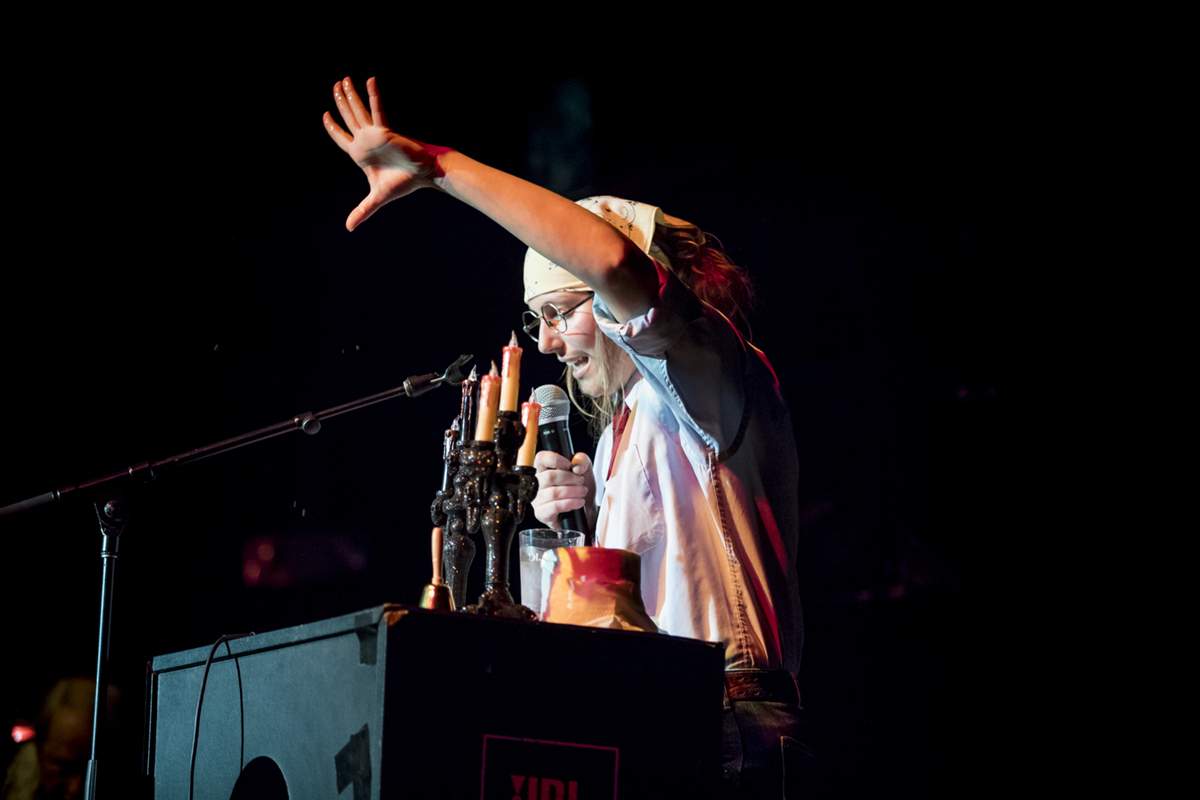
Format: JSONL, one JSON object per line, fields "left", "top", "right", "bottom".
{"left": 720, "top": 694, "right": 813, "bottom": 799}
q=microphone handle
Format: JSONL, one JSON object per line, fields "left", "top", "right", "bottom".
{"left": 538, "top": 422, "right": 593, "bottom": 545}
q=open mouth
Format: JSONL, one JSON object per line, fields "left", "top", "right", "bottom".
{"left": 569, "top": 356, "right": 591, "bottom": 379}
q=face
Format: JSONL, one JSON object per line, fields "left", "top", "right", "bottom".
{"left": 527, "top": 292, "right": 606, "bottom": 397}
{"left": 38, "top": 707, "right": 90, "bottom": 799}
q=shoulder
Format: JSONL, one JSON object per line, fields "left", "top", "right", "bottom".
{"left": 593, "top": 264, "right": 706, "bottom": 359}
{"left": 595, "top": 269, "right": 752, "bottom": 454}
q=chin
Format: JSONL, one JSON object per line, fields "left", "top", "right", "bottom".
{"left": 570, "top": 372, "right": 602, "bottom": 399}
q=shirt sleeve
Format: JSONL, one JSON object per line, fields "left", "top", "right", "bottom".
{"left": 593, "top": 264, "right": 747, "bottom": 455}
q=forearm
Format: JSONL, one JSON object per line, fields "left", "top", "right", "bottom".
{"left": 325, "top": 76, "right": 657, "bottom": 318}
{"left": 431, "top": 151, "right": 659, "bottom": 321}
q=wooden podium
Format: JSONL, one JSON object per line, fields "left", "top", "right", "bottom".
{"left": 144, "top": 605, "right": 724, "bottom": 799}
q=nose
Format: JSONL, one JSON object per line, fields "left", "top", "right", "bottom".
{"left": 536, "top": 321, "right": 563, "bottom": 355}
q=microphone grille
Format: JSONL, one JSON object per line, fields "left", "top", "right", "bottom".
{"left": 534, "top": 384, "right": 571, "bottom": 425}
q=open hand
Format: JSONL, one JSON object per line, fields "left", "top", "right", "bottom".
{"left": 323, "top": 77, "right": 442, "bottom": 231}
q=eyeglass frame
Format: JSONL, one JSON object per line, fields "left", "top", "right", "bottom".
{"left": 521, "top": 292, "right": 596, "bottom": 343}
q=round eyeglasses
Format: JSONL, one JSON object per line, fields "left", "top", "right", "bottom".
{"left": 521, "top": 293, "right": 595, "bottom": 342}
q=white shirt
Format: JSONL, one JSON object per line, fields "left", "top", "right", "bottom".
{"left": 592, "top": 269, "right": 803, "bottom": 672}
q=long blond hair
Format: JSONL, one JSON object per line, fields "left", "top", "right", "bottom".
{"left": 566, "top": 331, "right": 633, "bottom": 439}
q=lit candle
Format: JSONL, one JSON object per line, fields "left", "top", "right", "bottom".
{"left": 474, "top": 361, "right": 502, "bottom": 442}
{"left": 500, "top": 332, "right": 522, "bottom": 412}
{"left": 517, "top": 392, "right": 542, "bottom": 467}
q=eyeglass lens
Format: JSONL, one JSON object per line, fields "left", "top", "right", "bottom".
{"left": 521, "top": 294, "right": 593, "bottom": 341}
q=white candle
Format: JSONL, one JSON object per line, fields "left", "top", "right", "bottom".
{"left": 474, "top": 361, "right": 501, "bottom": 442}
{"left": 500, "top": 332, "right": 522, "bottom": 412}
{"left": 517, "top": 394, "right": 542, "bottom": 467}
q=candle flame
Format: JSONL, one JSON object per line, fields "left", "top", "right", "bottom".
{"left": 489, "top": 360, "right": 499, "bottom": 377}
{"left": 509, "top": 331, "right": 519, "bottom": 347}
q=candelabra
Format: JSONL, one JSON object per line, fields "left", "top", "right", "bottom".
{"left": 431, "top": 367, "right": 538, "bottom": 618}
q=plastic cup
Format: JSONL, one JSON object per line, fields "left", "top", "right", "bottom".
{"left": 519, "top": 529, "right": 584, "bottom": 616}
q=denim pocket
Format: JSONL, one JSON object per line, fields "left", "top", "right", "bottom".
{"left": 781, "top": 735, "right": 817, "bottom": 799}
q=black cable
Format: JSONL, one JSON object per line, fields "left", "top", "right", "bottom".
{"left": 234, "top": 646, "right": 245, "bottom": 773}
{"left": 188, "top": 633, "right": 254, "bottom": 800}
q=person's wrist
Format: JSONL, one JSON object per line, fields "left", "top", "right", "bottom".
{"left": 427, "top": 146, "right": 460, "bottom": 190}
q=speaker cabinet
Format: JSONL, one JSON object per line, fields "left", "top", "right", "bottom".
{"left": 145, "top": 605, "right": 724, "bottom": 799}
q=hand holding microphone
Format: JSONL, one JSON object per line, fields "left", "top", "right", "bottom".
{"left": 531, "top": 385, "right": 594, "bottom": 543}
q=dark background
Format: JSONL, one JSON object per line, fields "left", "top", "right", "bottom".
{"left": 2, "top": 28, "right": 1033, "bottom": 798}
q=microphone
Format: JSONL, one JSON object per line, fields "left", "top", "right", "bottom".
{"left": 532, "top": 385, "right": 592, "bottom": 543}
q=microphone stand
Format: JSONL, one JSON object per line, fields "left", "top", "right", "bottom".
{"left": 0, "top": 354, "right": 472, "bottom": 800}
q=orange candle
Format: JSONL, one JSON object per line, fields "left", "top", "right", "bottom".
{"left": 474, "top": 362, "right": 501, "bottom": 442}
{"left": 517, "top": 393, "right": 542, "bottom": 467}
{"left": 500, "top": 332, "right": 522, "bottom": 412}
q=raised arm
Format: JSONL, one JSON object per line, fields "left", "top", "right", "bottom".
{"left": 324, "top": 77, "right": 660, "bottom": 322}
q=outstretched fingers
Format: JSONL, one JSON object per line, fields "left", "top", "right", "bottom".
{"left": 366, "top": 77, "right": 389, "bottom": 130}
{"left": 340, "top": 77, "right": 373, "bottom": 128}
{"left": 323, "top": 111, "right": 353, "bottom": 152}
{"left": 332, "top": 80, "right": 358, "bottom": 133}
{"left": 324, "top": 75, "right": 431, "bottom": 232}
{"left": 328, "top": 77, "right": 383, "bottom": 148}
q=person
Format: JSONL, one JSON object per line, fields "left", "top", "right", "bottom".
{"left": 325, "top": 76, "right": 811, "bottom": 798}
{"left": 1, "top": 678, "right": 118, "bottom": 800}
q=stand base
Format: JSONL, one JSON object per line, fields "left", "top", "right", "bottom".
{"left": 464, "top": 589, "right": 536, "bottom": 619}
